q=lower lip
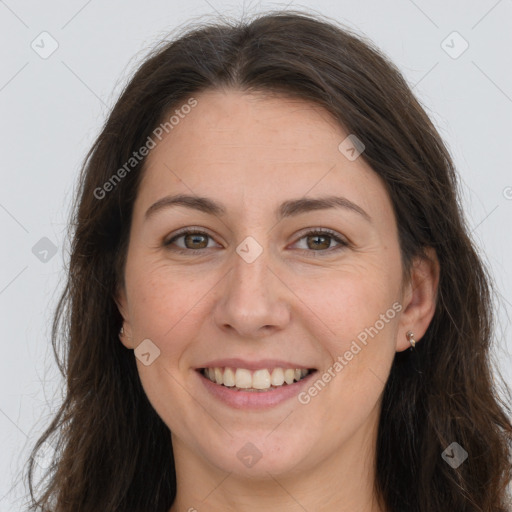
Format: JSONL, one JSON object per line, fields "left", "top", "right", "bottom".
{"left": 197, "top": 370, "right": 317, "bottom": 409}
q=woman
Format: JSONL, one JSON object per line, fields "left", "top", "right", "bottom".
{"left": 26, "top": 10, "right": 512, "bottom": 512}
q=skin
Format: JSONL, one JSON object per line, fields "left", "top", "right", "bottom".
{"left": 116, "top": 89, "right": 439, "bottom": 512}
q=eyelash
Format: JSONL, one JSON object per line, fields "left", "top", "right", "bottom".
{"left": 163, "top": 227, "right": 349, "bottom": 257}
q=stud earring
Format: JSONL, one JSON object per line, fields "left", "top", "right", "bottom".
{"left": 406, "top": 330, "right": 416, "bottom": 348}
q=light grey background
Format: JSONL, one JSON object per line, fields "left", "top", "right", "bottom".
{"left": 1, "top": 1, "right": 511, "bottom": 510}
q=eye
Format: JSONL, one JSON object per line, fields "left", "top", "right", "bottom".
{"left": 164, "top": 228, "right": 219, "bottom": 254}
{"left": 163, "top": 227, "right": 349, "bottom": 256}
{"left": 292, "top": 228, "right": 349, "bottom": 256}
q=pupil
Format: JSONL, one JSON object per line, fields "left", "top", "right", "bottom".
{"left": 187, "top": 234, "right": 207, "bottom": 249}
{"left": 309, "top": 235, "right": 329, "bottom": 250}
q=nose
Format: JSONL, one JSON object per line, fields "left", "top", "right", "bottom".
{"left": 213, "top": 241, "right": 291, "bottom": 339}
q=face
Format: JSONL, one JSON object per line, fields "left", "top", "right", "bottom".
{"left": 116, "top": 89, "right": 435, "bottom": 479}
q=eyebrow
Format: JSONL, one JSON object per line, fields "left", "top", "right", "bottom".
{"left": 144, "top": 193, "right": 372, "bottom": 223}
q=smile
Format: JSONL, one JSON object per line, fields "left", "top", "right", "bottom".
{"left": 200, "top": 367, "right": 314, "bottom": 392}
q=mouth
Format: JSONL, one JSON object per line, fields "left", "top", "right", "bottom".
{"left": 198, "top": 366, "right": 317, "bottom": 392}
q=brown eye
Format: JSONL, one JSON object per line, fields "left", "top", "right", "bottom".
{"left": 183, "top": 232, "right": 208, "bottom": 249}
{"left": 164, "top": 229, "right": 218, "bottom": 254}
{"left": 164, "top": 227, "right": 348, "bottom": 256}
{"left": 293, "top": 229, "right": 349, "bottom": 256}
{"left": 306, "top": 233, "right": 332, "bottom": 250}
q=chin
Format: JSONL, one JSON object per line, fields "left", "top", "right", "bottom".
{"left": 200, "top": 433, "right": 314, "bottom": 478}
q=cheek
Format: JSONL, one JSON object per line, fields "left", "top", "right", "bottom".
{"left": 299, "top": 261, "right": 400, "bottom": 342}
{"left": 125, "top": 261, "right": 206, "bottom": 355}
{"left": 298, "top": 259, "right": 401, "bottom": 401}
{"left": 125, "top": 238, "right": 401, "bottom": 363}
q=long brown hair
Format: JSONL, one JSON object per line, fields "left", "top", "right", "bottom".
{"left": 25, "top": 10, "right": 512, "bottom": 512}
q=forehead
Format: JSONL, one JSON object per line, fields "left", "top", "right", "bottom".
{"left": 135, "top": 89, "right": 391, "bottom": 223}
{"left": 153, "top": 89, "right": 345, "bottom": 158}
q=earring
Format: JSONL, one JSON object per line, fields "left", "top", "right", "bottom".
{"left": 406, "top": 330, "right": 416, "bottom": 348}
{"left": 119, "top": 326, "right": 124, "bottom": 337}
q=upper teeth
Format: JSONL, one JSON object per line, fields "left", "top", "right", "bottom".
{"left": 203, "top": 367, "right": 310, "bottom": 390}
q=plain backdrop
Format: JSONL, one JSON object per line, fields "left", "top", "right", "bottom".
{"left": 1, "top": 1, "right": 511, "bottom": 510}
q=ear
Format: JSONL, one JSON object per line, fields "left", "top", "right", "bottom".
{"left": 396, "top": 246, "right": 440, "bottom": 352}
{"left": 114, "top": 284, "right": 135, "bottom": 349}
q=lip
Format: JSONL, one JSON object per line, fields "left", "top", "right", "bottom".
{"left": 196, "top": 367, "right": 317, "bottom": 410}
{"left": 197, "top": 358, "right": 313, "bottom": 371}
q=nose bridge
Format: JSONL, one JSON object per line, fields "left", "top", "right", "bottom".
{"left": 214, "top": 233, "right": 290, "bottom": 336}
{"left": 233, "top": 234, "right": 270, "bottom": 292}
{"left": 230, "top": 233, "right": 274, "bottom": 309}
